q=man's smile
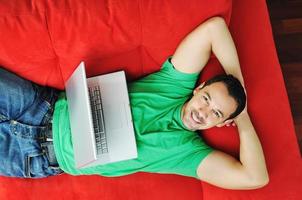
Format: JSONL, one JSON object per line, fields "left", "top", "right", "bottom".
{"left": 190, "top": 111, "right": 205, "bottom": 126}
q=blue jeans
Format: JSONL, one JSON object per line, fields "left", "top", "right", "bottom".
{"left": 0, "top": 67, "right": 63, "bottom": 178}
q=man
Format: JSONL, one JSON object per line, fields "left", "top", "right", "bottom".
{"left": 0, "top": 16, "right": 269, "bottom": 189}
{"left": 172, "top": 17, "right": 269, "bottom": 189}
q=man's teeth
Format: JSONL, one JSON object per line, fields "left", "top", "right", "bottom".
{"left": 192, "top": 112, "right": 201, "bottom": 123}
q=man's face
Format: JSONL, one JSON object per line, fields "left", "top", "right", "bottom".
{"left": 181, "top": 82, "right": 238, "bottom": 131}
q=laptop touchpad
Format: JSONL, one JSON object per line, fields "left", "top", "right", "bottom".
{"left": 104, "top": 104, "right": 124, "bottom": 130}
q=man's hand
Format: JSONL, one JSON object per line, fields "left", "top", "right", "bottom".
{"left": 224, "top": 86, "right": 248, "bottom": 127}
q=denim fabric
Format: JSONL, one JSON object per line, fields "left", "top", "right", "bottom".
{"left": 0, "top": 67, "right": 63, "bottom": 178}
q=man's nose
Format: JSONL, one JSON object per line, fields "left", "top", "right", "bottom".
{"left": 198, "top": 107, "right": 209, "bottom": 119}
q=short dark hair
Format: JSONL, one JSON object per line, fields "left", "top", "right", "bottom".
{"left": 203, "top": 74, "right": 246, "bottom": 120}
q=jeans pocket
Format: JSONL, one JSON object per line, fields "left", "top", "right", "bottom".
{"left": 10, "top": 120, "right": 46, "bottom": 140}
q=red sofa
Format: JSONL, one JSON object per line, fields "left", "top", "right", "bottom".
{"left": 0, "top": 0, "right": 301, "bottom": 199}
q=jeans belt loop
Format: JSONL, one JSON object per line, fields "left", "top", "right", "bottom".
{"left": 45, "top": 121, "right": 53, "bottom": 142}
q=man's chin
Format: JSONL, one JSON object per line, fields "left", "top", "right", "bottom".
{"left": 183, "top": 120, "right": 205, "bottom": 131}
{"left": 182, "top": 112, "right": 208, "bottom": 130}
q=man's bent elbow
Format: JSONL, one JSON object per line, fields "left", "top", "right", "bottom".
{"left": 250, "top": 174, "right": 270, "bottom": 189}
{"left": 259, "top": 175, "right": 270, "bottom": 188}
{"left": 205, "top": 16, "right": 227, "bottom": 31}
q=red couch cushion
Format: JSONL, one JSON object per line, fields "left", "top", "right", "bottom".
{"left": 0, "top": 0, "right": 232, "bottom": 89}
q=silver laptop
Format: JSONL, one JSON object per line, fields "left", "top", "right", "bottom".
{"left": 65, "top": 62, "right": 137, "bottom": 169}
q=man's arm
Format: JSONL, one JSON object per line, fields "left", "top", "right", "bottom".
{"left": 171, "top": 16, "right": 244, "bottom": 85}
{"left": 197, "top": 111, "right": 269, "bottom": 189}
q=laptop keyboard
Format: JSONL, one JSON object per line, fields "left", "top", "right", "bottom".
{"left": 88, "top": 85, "right": 108, "bottom": 155}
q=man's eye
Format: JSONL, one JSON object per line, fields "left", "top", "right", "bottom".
{"left": 203, "top": 96, "right": 208, "bottom": 101}
{"left": 214, "top": 111, "right": 220, "bottom": 117}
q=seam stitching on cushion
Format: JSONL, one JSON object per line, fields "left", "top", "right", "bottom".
{"left": 138, "top": 0, "right": 144, "bottom": 76}
{"left": 43, "top": 12, "right": 65, "bottom": 89}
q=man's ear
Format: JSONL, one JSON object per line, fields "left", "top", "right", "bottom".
{"left": 216, "top": 119, "right": 233, "bottom": 128}
{"left": 193, "top": 82, "right": 205, "bottom": 95}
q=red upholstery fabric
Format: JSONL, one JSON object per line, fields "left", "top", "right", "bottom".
{"left": 0, "top": 0, "right": 301, "bottom": 200}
